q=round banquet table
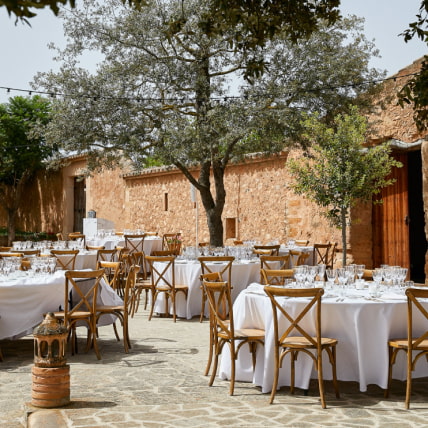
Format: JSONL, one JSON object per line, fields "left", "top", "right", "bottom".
{"left": 151, "top": 259, "right": 261, "bottom": 319}
{"left": 0, "top": 270, "right": 123, "bottom": 340}
{"left": 218, "top": 283, "right": 428, "bottom": 393}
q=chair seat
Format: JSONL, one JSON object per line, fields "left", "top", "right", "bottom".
{"left": 233, "top": 328, "right": 265, "bottom": 340}
{"left": 282, "top": 336, "right": 338, "bottom": 348}
{"left": 388, "top": 338, "right": 428, "bottom": 350}
{"left": 97, "top": 304, "right": 125, "bottom": 312}
{"left": 156, "top": 284, "right": 188, "bottom": 291}
{"left": 53, "top": 310, "right": 91, "bottom": 319}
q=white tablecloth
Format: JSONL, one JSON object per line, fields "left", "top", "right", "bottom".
{"left": 86, "top": 236, "right": 162, "bottom": 254}
{"left": 278, "top": 246, "right": 314, "bottom": 266}
{"left": 152, "top": 260, "right": 261, "bottom": 319}
{"left": 219, "top": 285, "right": 428, "bottom": 392}
{"left": 0, "top": 270, "right": 123, "bottom": 340}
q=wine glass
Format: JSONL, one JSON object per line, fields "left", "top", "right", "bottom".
{"left": 326, "top": 268, "right": 337, "bottom": 289}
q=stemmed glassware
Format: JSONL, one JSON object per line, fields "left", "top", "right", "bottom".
{"left": 337, "top": 268, "right": 348, "bottom": 297}
{"left": 326, "top": 268, "right": 337, "bottom": 289}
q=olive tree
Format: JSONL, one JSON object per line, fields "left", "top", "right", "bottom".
{"left": 35, "top": 0, "right": 383, "bottom": 246}
{"left": 288, "top": 106, "right": 402, "bottom": 266}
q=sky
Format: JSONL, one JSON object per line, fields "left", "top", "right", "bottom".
{"left": 0, "top": 0, "right": 427, "bottom": 104}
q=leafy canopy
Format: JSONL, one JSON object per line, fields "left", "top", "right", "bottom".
{"left": 0, "top": 96, "right": 54, "bottom": 186}
{"left": 398, "top": 0, "right": 428, "bottom": 130}
{"left": 288, "top": 106, "right": 402, "bottom": 265}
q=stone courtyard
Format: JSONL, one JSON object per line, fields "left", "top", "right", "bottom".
{"left": 1, "top": 307, "right": 428, "bottom": 427}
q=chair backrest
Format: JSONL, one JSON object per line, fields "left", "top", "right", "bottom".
{"left": 294, "top": 239, "right": 310, "bottom": 246}
{"left": 313, "top": 243, "right": 331, "bottom": 265}
{"left": 253, "top": 245, "right": 280, "bottom": 256}
{"left": 124, "top": 234, "right": 146, "bottom": 254}
{"left": 202, "top": 279, "right": 234, "bottom": 337}
{"left": 200, "top": 271, "right": 223, "bottom": 283}
{"left": 162, "top": 233, "right": 182, "bottom": 254}
{"left": 64, "top": 269, "right": 105, "bottom": 321}
{"left": 326, "top": 242, "right": 337, "bottom": 269}
{"left": 123, "top": 265, "right": 139, "bottom": 312}
{"left": 21, "top": 249, "right": 41, "bottom": 256}
{"left": 50, "top": 249, "right": 79, "bottom": 270}
{"left": 145, "top": 255, "right": 176, "bottom": 290}
{"left": 264, "top": 286, "right": 323, "bottom": 350}
{"left": 198, "top": 256, "right": 234, "bottom": 288}
{"left": 406, "top": 287, "right": 428, "bottom": 350}
{"left": 260, "top": 268, "right": 294, "bottom": 285}
{"left": 97, "top": 261, "right": 122, "bottom": 292}
{"left": 132, "top": 251, "right": 148, "bottom": 280}
{"left": 289, "top": 250, "right": 310, "bottom": 266}
{"left": 68, "top": 233, "right": 86, "bottom": 246}
{"left": 152, "top": 250, "right": 177, "bottom": 256}
{"left": 0, "top": 252, "right": 24, "bottom": 258}
{"left": 86, "top": 245, "right": 105, "bottom": 251}
{"left": 56, "top": 233, "right": 63, "bottom": 241}
{"left": 97, "top": 248, "right": 117, "bottom": 262}
{"left": 260, "top": 255, "right": 290, "bottom": 271}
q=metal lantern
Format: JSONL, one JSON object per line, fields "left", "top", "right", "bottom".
{"left": 31, "top": 313, "right": 70, "bottom": 408}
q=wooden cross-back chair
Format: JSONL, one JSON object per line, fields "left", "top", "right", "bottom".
{"left": 263, "top": 286, "right": 340, "bottom": 408}
{"left": 385, "top": 287, "right": 428, "bottom": 409}
{"left": 325, "top": 242, "right": 337, "bottom": 269}
{"left": 50, "top": 249, "right": 79, "bottom": 270}
{"left": 53, "top": 269, "right": 105, "bottom": 360}
{"left": 130, "top": 251, "right": 152, "bottom": 316}
{"left": 198, "top": 256, "right": 234, "bottom": 323}
{"left": 96, "top": 265, "right": 139, "bottom": 353}
{"left": 200, "top": 271, "right": 224, "bottom": 377}
{"left": 124, "top": 234, "right": 146, "bottom": 254}
{"left": 97, "top": 248, "right": 118, "bottom": 263}
{"left": 253, "top": 245, "right": 280, "bottom": 256}
{"left": 145, "top": 255, "right": 189, "bottom": 322}
{"left": 96, "top": 261, "right": 122, "bottom": 294}
{"left": 260, "top": 255, "right": 290, "bottom": 271}
{"left": 289, "top": 250, "right": 310, "bottom": 267}
{"left": 162, "top": 233, "right": 182, "bottom": 255}
{"left": 260, "top": 268, "right": 294, "bottom": 286}
{"left": 202, "top": 279, "right": 265, "bottom": 395}
{"left": 68, "top": 232, "right": 86, "bottom": 246}
{"left": 313, "top": 243, "right": 331, "bottom": 266}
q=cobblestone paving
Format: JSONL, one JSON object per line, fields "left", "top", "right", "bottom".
{"left": 1, "top": 309, "right": 428, "bottom": 427}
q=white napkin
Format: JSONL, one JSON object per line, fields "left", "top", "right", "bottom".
{"left": 380, "top": 292, "right": 406, "bottom": 301}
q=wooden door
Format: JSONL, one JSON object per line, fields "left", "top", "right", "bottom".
{"left": 73, "top": 177, "right": 86, "bottom": 233}
{"left": 372, "top": 153, "right": 409, "bottom": 269}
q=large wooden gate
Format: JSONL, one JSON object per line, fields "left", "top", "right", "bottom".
{"left": 73, "top": 177, "right": 86, "bottom": 233}
{"left": 372, "top": 153, "right": 410, "bottom": 269}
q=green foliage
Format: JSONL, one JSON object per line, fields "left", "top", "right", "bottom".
{"left": 397, "top": 0, "right": 428, "bottom": 130}
{"left": 0, "top": 0, "right": 145, "bottom": 22}
{"left": 34, "top": 0, "right": 383, "bottom": 245}
{"left": 0, "top": 96, "right": 54, "bottom": 186}
{"left": 288, "top": 106, "right": 402, "bottom": 264}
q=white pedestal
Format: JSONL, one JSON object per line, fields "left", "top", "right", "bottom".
{"left": 83, "top": 218, "right": 115, "bottom": 237}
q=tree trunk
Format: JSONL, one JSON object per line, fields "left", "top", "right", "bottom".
{"left": 7, "top": 208, "right": 16, "bottom": 246}
{"left": 341, "top": 208, "right": 347, "bottom": 267}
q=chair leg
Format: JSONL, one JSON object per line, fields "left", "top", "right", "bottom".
{"left": 384, "top": 346, "right": 394, "bottom": 398}
{"left": 148, "top": 290, "right": 158, "bottom": 321}
{"left": 331, "top": 346, "right": 340, "bottom": 399}
{"left": 204, "top": 320, "right": 214, "bottom": 376}
{"left": 269, "top": 346, "right": 280, "bottom": 404}
{"left": 200, "top": 289, "right": 206, "bottom": 322}
{"left": 405, "top": 349, "right": 412, "bottom": 409}
{"left": 112, "top": 321, "right": 120, "bottom": 341}
{"left": 317, "top": 352, "right": 327, "bottom": 409}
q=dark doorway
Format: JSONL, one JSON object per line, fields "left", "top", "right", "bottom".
{"left": 73, "top": 177, "right": 86, "bottom": 233}
{"left": 408, "top": 150, "right": 426, "bottom": 283}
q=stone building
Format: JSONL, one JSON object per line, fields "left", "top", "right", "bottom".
{"left": 2, "top": 58, "right": 427, "bottom": 281}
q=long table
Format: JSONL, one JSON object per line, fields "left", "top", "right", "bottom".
{"left": 0, "top": 270, "right": 123, "bottom": 340}
{"left": 218, "top": 284, "right": 428, "bottom": 393}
